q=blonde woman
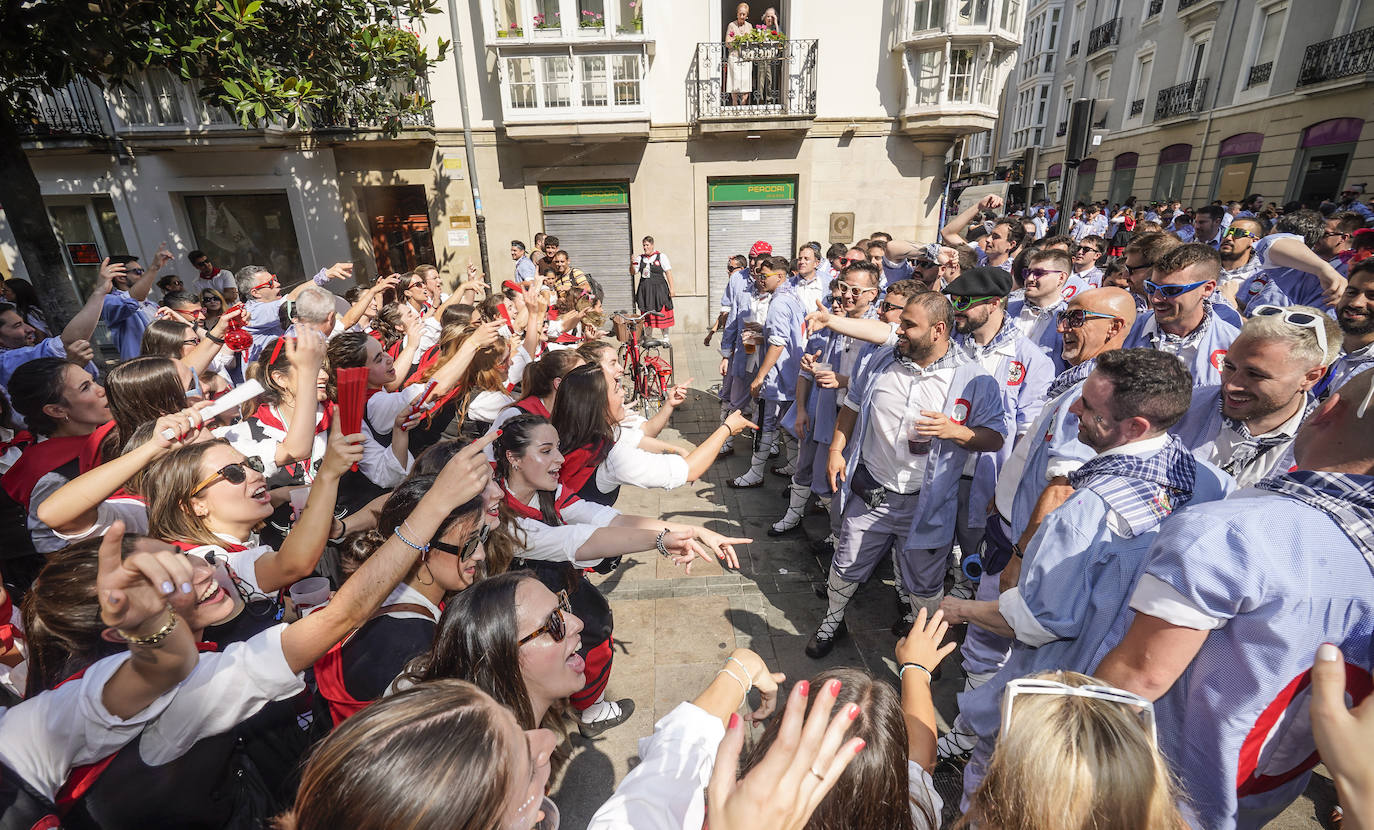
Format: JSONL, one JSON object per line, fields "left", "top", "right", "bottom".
{"left": 725, "top": 3, "right": 752, "bottom": 105}
{"left": 958, "top": 671, "right": 1188, "bottom": 830}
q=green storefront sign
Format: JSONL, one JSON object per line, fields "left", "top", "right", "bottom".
{"left": 708, "top": 177, "right": 796, "bottom": 203}
{"left": 540, "top": 182, "right": 629, "bottom": 208}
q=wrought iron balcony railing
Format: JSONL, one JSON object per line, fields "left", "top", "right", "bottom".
{"left": 1178, "top": 0, "right": 1204, "bottom": 9}
{"left": 1069, "top": 40, "right": 1080, "bottom": 56}
{"left": 16, "top": 80, "right": 111, "bottom": 139}
{"left": 1147, "top": 0, "right": 1163, "bottom": 17}
{"left": 1155, "top": 78, "right": 1207, "bottom": 120}
{"left": 1246, "top": 61, "right": 1273, "bottom": 88}
{"left": 1297, "top": 26, "right": 1374, "bottom": 86}
{"left": 1130, "top": 98, "right": 1144, "bottom": 116}
{"left": 687, "top": 39, "right": 818, "bottom": 124}
{"left": 1056, "top": 120, "right": 1067, "bottom": 136}
{"left": 1087, "top": 18, "right": 1122, "bottom": 54}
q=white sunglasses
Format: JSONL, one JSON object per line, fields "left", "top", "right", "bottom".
{"left": 1001, "top": 677, "right": 1157, "bottom": 746}
{"left": 1250, "top": 304, "right": 1328, "bottom": 360}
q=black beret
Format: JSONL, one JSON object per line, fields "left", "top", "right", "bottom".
{"left": 944, "top": 266, "right": 1012, "bottom": 298}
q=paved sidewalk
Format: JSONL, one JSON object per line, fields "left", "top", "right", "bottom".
{"left": 547, "top": 332, "right": 1332, "bottom": 830}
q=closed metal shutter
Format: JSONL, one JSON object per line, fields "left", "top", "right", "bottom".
{"left": 707, "top": 203, "right": 795, "bottom": 312}
{"left": 543, "top": 209, "right": 634, "bottom": 314}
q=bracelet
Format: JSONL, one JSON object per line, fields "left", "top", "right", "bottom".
{"left": 898, "top": 662, "right": 933, "bottom": 683}
{"left": 716, "top": 667, "right": 752, "bottom": 696}
{"left": 394, "top": 524, "right": 429, "bottom": 554}
{"left": 726, "top": 655, "right": 754, "bottom": 686}
{"left": 204, "top": 331, "right": 225, "bottom": 345}
{"left": 117, "top": 606, "right": 178, "bottom": 646}
{"left": 654, "top": 528, "right": 671, "bottom": 558}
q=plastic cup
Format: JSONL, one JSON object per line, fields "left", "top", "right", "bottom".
{"left": 288, "top": 577, "right": 331, "bottom": 616}
{"left": 907, "top": 421, "right": 932, "bottom": 455}
{"left": 534, "top": 797, "right": 560, "bottom": 830}
{"left": 289, "top": 487, "right": 310, "bottom": 521}
{"left": 814, "top": 362, "right": 833, "bottom": 374}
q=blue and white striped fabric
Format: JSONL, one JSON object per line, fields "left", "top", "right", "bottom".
{"left": 1068, "top": 435, "right": 1197, "bottom": 536}
{"left": 1257, "top": 471, "right": 1374, "bottom": 572}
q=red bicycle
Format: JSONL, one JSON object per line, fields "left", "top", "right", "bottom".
{"left": 612, "top": 310, "right": 674, "bottom": 417}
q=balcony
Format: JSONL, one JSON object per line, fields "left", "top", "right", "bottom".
{"left": 16, "top": 80, "right": 112, "bottom": 143}
{"left": 1087, "top": 18, "right": 1121, "bottom": 56}
{"left": 900, "top": 0, "right": 1023, "bottom": 49}
{"left": 688, "top": 40, "right": 817, "bottom": 134}
{"left": 1177, "top": 0, "right": 1222, "bottom": 19}
{"left": 1155, "top": 78, "right": 1208, "bottom": 120}
{"left": 1146, "top": 0, "right": 1163, "bottom": 18}
{"left": 1297, "top": 26, "right": 1374, "bottom": 87}
{"left": 1246, "top": 61, "right": 1273, "bottom": 88}
{"left": 1130, "top": 98, "right": 1144, "bottom": 116}
{"left": 500, "top": 48, "right": 650, "bottom": 140}
{"left": 312, "top": 77, "right": 435, "bottom": 140}
{"left": 1069, "top": 40, "right": 1080, "bottom": 56}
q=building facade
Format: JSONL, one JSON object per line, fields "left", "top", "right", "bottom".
{"left": 994, "top": 0, "right": 1374, "bottom": 209}
{"left": 3, "top": 0, "right": 1023, "bottom": 328}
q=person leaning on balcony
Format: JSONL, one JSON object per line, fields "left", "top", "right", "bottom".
{"left": 725, "top": 3, "right": 753, "bottom": 106}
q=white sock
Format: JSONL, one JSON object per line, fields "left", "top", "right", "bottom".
{"left": 580, "top": 697, "right": 622, "bottom": 723}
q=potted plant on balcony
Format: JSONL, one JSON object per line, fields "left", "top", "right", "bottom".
{"left": 497, "top": 21, "right": 524, "bottom": 37}
{"left": 616, "top": 1, "right": 643, "bottom": 33}
{"left": 731, "top": 27, "right": 785, "bottom": 61}
{"left": 578, "top": 9, "right": 604, "bottom": 30}
{"left": 533, "top": 11, "right": 561, "bottom": 35}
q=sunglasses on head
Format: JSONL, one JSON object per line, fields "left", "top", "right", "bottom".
{"left": 1251, "top": 304, "right": 1329, "bottom": 357}
{"left": 1143, "top": 278, "right": 1211, "bottom": 298}
{"left": 1057, "top": 308, "right": 1118, "bottom": 329}
{"left": 948, "top": 294, "right": 998, "bottom": 312}
{"left": 518, "top": 589, "right": 572, "bottom": 646}
{"left": 430, "top": 523, "right": 491, "bottom": 562}
{"left": 191, "top": 455, "right": 266, "bottom": 497}
{"left": 1001, "top": 677, "right": 1156, "bottom": 747}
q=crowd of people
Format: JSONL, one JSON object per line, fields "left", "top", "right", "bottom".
{"left": 0, "top": 182, "right": 1370, "bottom": 830}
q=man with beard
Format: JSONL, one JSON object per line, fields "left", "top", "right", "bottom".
{"left": 1171, "top": 307, "right": 1339, "bottom": 486}
{"left": 806, "top": 292, "right": 1007, "bottom": 658}
{"left": 770, "top": 261, "right": 887, "bottom": 535}
{"left": 1096, "top": 368, "right": 1374, "bottom": 830}
{"left": 936, "top": 287, "right": 1136, "bottom": 764}
{"left": 1315, "top": 211, "right": 1365, "bottom": 276}
{"left": 1326, "top": 258, "right": 1374, "bottom": 393}
{"left": 1124, "top": 244, "right": 1240, "bottom": 388}
{"left": 1236, "top": 209, "right": 1348, "bottom": 313}
{"left": 1217, "top": 218, "right": 1264, "bottom": 303}
{"left": 1006, "top": 248, "right": 1072, "bottom": 372}
{"left": 941, "top": 348, "right": 1233, "bottom": 804}
{"left": 942, "top": 195, "right": 1023, "bottom": 272}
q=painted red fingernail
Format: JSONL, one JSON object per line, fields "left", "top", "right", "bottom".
{"left": 496, "top": 429, "right": 503, "bottom": 436}
{"left": 797, "top": 680, "right": 809, "bottom": 696}
{"left": 853, "top": 740, "right": 866, "bottom": 753}
{"left": 829, "top": 679, "right": 842, "bottom": 695}
{"left": 848, "top": 703, "right": 860, "bottom": 720}
{"left": 728, "top": 713, "right": 740, "bottom": 729}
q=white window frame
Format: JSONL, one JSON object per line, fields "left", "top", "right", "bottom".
{"left": 499, "top": 49, "right": 647, "bottom": 118}
{"left": 1179, "top": 27, "right": 1212, "bottom": 84}
{"left": 1126, "top": 45, "right": 1154, "bottom": 125}
{"left": 1236, "top": 0, "right": 1287, "bottom": 101}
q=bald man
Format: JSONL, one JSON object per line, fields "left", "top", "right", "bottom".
{"left": 939, "top": 287, "right": 1138, "bottom": 763}
{"left": 1096, "top": 369, "right": 1374, "bottom": 829}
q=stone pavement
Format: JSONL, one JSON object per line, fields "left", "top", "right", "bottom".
{"left": 546, "top": 332, "right": 1333, "bottom": 830}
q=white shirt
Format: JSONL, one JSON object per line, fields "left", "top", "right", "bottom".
{"left": 189, "top": 269, "right": 235, "bottom": 297}
{"left": 847, "top": 358, "right": 956, "bottom": 494}
{"left": 511, "top": 488, "right": 621, "bottom": 567}
{"left": 1204, "top": 403, "right": 1305, "bottom": 488}
{"left": 634, "top": 252, "right": 672, "bottom": 275}
{"left": 29, "top": 472, "right": 149, "bottom": 554}
{"left": 791, "top": 274, "right": 827, "bottom": 315}
{"left": 596, "top": 427, "right": 691, "bottom": 493}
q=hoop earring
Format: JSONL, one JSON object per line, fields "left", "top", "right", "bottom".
{"left": 417, "top": 552, "right": 436, "bottom": 586}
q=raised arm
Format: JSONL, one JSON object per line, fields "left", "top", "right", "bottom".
{"left": 62, "top": 259, "right": 116, "bottom": 346}
{"left": 895, "top": 609, "right": 958, "bottom": 772}
{"left": 942, "top": 195, "right": 1002, "bottom": 247}
{"left": 273, "top": 331, "right": 327, "bottom": 466}
{"left": 182, "top": 307, "right": 240, "bottom": 375}
{"left": 1259, "top": 236, "right": 1348, "bottom": 305}
{"left": 127, "top": 244, "right": 173, "bottom": 303}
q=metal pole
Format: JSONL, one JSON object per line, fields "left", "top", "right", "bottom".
{"left": 444, "top": 0, "right": 491, "bottom": 281}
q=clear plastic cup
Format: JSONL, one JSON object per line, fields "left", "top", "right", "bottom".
{"left": 288, "top": 577, "right": 331, "bottom": 616}
{"left": 289, "top": 487, "right": 310, "bottom": 521}
{"left": 907, "top": 420, "right": 932, "bottom": 455}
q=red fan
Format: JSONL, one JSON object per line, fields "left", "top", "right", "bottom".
{"left": 335, "top": 367, "right": 369, "bottom": 471}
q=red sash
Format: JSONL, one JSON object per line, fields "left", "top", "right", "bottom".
{"left": 557, "top": 440, "right": 609, "bottom": 500}
{"left": 501, "top": 481, "right": 580, "bottom": 523}
{"left": 405, "top": 345, "right": 443, "bottom": 387}
{"left": 249, "top": 402, "right": 331, "bottom": 435}
{"left": 512, "top": 396, "right": 551, "bottom": 419}
{"left": 1, "top": 424, "right": 111, "bottom": 510}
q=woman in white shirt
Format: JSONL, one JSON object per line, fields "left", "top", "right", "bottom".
{"left": 491, "top": 413, "right": 749, "bottom": 735}
{"left": 552, "top": 363, "right": 753, "bottom": 505}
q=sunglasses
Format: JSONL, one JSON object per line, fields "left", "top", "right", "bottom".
{"left": 1224, "top": 228, "right": 1258, "bottom": 240}
{"left": 949, "top": 294, "right": 998, "bottom": 312}
{"left": 1077, "top": 246, "right": 1101, "bottom": 255}
{"left": 252, "top": 275, "right": 280, "bottom": 292}
{"left": 1251, "top": 304, "right": 1328, "bottom": 357}
{"left": 191, "top": 456, "right": 266, "bottom": 497}
{"left": 430, "top": 523, "right": 491, "bottom": 562}
{"left": 182, "top": 337, "right": 202, "bottom": 348}
{"left": 1124, "top": 262, "right": 1153, "bottom": 275}
{"left": 1025, "top": 268, "right": 1066, "bottom": 281}
{"left": 193, "top": 260, "right": 211, "bottom": 268}
{"left": 880, "top": 300, "right": 905, "bottom": 313}
{"left": 1001, "top": 678, "right": 1156, "bottom": 747}
{"left": 843, "top": 256, "right": 866, "bottom": 264}
{"left": 1143, "top": 278, "right": 1211, "bottom": 298}
{"left": 1057, "top": 308, "right": 1119, "bottom": 329}
{"left": 518, "top": 589, "right": 572, "bottom": 646}
{"left": 836, "top": 283, "right": 876, "bottom": 296}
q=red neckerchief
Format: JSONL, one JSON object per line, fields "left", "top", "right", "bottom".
{"left": 498, "top": 304, "right": 513, "bottom": 329}
{"left": 1, "top": 426, "right": 110, "bottom": 510}
{"left": 500, "top": 480, "right": 579, "bottom": 524}
{"left": 367, "top": 330, "right": 385, "bottom": 346}
{"left": 512, "top": 396, "right": 551, "bottom": 418}
{"left": 250, "top": 402, "right": 330, "bottom": 435}
{"left": 556, "top": 440, "right": 609, "bottom": 499}
{"left": 406, "top": 345, "right": 443, "bottom": 387}
{"left": 0, "top": 429, "right": 33, "bottom": 455}
{"left": 0, "top": 589, "right": 17, "bottom": 652}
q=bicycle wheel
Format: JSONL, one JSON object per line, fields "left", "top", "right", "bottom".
{"left": 638, "top": 355, "right": 671, "bottom": 418}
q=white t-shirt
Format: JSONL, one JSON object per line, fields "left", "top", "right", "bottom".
{"left": 189, "top": 269, "right": 236, "bottom": 297}
{"left": 511, "top": 488, "right": 621, "bottom": 567}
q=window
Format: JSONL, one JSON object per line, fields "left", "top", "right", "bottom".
{"left": 1002, "top": 0, "right": 1022, "bottom": 30}
{"left": 1023, "top": 14, "right": 1043, "bottom": 74}
{"left": 978, "top": 51, "right": 997, "bottom": 104}
{"left": 1130, "top": 55, "right": 1152, "bottom": 116}
{"left": 540, "top": 56, "right": 573, "bottom": 107}
{"left": 532, "top": 0, "right": 560, "bottom": 30}
{"left": 912, "top": 50, "right": 943, "bottom": 105}
{"left": 578, "top": 0, "right": 605, "bottom": 29}
{"left": 1185, "top": 36, "right": 1208, "bottom": 83}
{"left": 612, "top": 54, "right": 642, "bottom": 104}
{"left": 1248, "top": 5, "right": 1285, "bottom": 84}
{"left": 1036, "top": 85, "right": 1049, "bottom": 123}
{"left": 967, "top": 131, "right": 992, "bottom": 172}
{"left": 580, "top": 57, "right": 608, "bottom": 106}
{"left": 949, "top": 48, "right": 976, "bottom": 102}
{"left": 114, "top": 70, "right": 186, "bottom": 126}
{"left": 493, "top": 0, "right": 519, "bottom": 33}
{"left": 1094, "top": 69, "right": 1110, "bottom": 97}
{"left": 1048, "top": 8, "right": 1061, "bottom": 49}
{"left": 912, "top": 0, "right": 946, "bottom": 31}
{"left": 507, "top": 57, "right": 537, "bottom": 108}
{"left": 616, "top": 0, "right": 642, "bottom": 33}
{"left": 185, "top": 193, "right": 304, "bottom": 285}
{"left": 958, "top": 0, "right": 991, "bottom": 26}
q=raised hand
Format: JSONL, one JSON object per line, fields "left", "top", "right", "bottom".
{"left": 895, "top": 607, "right": 958, "bottom": 672}
{"left": 65, "top": 339, "right": 94, "bottom": 365}
{"left": 432, "top": 430, "right": 501, "bottom": 509}
{"left": 97, "top": 521, "right": 198, "bottom": 634}
{"left": 325, "top": 262, "right": 355, "bottom": 281}
{"left": 804, "top": 300, "right": 832, "bottom": 336}
{"left": 318, "top": 418, "right": 365, "bottom": 479}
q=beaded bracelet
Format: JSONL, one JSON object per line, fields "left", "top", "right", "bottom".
{"left": 717, "top": 667, "right": 751, "bottom": 696}
{"left": 654, "top": 528, "right": 671, "bottom": 558}
{"left": 394, "top": 524, "right": 429, "bottom": 554}
{"left": 899, "top": 662, "right": 933, "bottom": 683}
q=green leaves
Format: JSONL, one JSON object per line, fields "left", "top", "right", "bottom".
{"left": 3, "top": 0, "right": 443, "bottom": 137}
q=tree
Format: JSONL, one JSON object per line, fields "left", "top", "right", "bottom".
{"left": 0, "top": 0, "right": 448, "bottom": 324}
